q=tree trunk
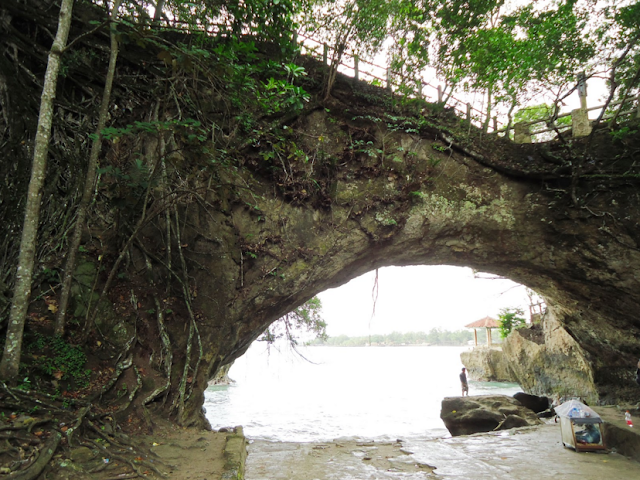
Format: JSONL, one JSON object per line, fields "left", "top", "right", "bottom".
{"left": 153, "top": 0, "right": 166, "bottom": 23}
{"left": 0, "top": 0, "right": 75, "bottom": 381}
{"left": 55, "top": 0, "right": 122, "bottom": 336}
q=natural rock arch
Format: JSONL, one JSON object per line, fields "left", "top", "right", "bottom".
{"left": 1, "top": 5, "right": 639, "bottom": 428}
{"left": 174, "top": 96, "right": 640, "bottom": 424}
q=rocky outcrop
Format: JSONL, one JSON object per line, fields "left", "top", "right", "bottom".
{"left": 440, "top": 395, "right": 542, "bottom": 436}
{"left": 460, "top": 347, "right": 516, "bottom": 382}
{"left": 209, "top": 363, "right": 235, "bottom": 386}
{"left": 502, "top": 310, "right": 599, "bottom": 404}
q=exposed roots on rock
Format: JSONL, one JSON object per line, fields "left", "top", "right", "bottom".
{"left": 170, "top": 206, "right": 203, "bottom": 423}
{"left": 0, "top": 383, "right": 169, "bottom": 479}
{"left": 140, "top": 248, "right": 172, "bottom": 407}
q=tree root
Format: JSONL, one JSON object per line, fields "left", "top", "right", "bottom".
{"left": 170, "top": 205, "right": 203, "bottom": 423}
{"left": 0, "top": 384, "right": 169, "bottom": 479}
{"left": 86, "top": 438, "right": 167, "bottom": 478}
{"left": 140, "top": 249, "right": 173, "bottom": 407}
{"left": 4, "top": 431, "right": 61, "bottom": 480}
{"left": 135, "top": 227, "right": 203, "bottom": 424}
{"left": 90, "top": 351, "right": 133, "bottom": 402}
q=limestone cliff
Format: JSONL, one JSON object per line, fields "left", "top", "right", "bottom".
{"left": 460, "top": 347, "right": 516, "bottom": 383}
{"left": 502, "top": 309, "right": 599, "bottom": 403}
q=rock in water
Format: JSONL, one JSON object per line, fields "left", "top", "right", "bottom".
{"left": 513, "top": 392, "right": 550, "bottom": 413}
{"left": 441, "top": 395, "right": 542, "bottom": 436}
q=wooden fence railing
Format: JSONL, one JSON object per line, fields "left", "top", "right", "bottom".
{"left": 296, "top": 33, "right": 502, "bottom": 133}
{"left": 509, "top": 93, "right": 640, "bottom": 144}
{"left": 297, "top": 35, "right": 640, "bottom": 144}
{"left": 153, "top": 23, "right": 639, "bottom": 144}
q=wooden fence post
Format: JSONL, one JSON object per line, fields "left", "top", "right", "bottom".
{"left": 466, "top": 103, "right": 471, "bottom": 123}
{"left": 493, "top": 116, "right": 498, "bottom": 133}
{"left": 437, "top": 85, "right": 443, "bottom": 103}
{"left": 514, "top": 123, "right": 532, "bottom": 144}
{"left": 577, "top": 71, "right": 588, "bottom": 111}
{"left": 354, "top": 55, "right": 359, "bottom": 81}
{"left": 323, "top": 43, "right": 328, "bottom": 66}
{"left": 571, "top": 108, "right": 592, "bottom": 138}
{"left": 386, "top": 68, "right": 391, "bottom": 91}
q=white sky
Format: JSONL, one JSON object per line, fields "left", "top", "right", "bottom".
{"left": 317, "top": 265, "right": 535, "bottom": 337}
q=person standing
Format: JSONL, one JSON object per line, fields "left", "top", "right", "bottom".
{"left": 460, "top": 367, "right": 469, "bottom": 396}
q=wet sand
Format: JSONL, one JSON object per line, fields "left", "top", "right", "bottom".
{"left": 245, "top": 423, "right": 640, "bottom": 479}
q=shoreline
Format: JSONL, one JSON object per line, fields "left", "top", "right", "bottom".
{"left": 305, "top": 343, "right": 475, "bottom": 347}
{"left": 57, "top": 404, "right": 637, "bottom": 479}
{"left": 244, "top": 419, "right": 640, "bottom": 479}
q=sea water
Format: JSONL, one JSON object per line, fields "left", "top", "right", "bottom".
{"left": 204, "top": 344, "right": 521, "bottom": 442}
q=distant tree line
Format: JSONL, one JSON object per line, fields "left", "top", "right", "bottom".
{"left": 307, "top": 328, "right": 474, "bottom": 347}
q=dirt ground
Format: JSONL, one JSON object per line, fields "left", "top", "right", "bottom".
{"left": 41, "top": 419, "right": 235, "bottom": 479}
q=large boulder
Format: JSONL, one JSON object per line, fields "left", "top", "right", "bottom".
{"left": 441, "top": 395, "right": 543, "bottom": 436}
{"left": 513, "top": 392, "right": 551, "bottom": 414}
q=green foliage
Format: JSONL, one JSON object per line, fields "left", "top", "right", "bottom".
{"left": 513, "top": 103, "right": 572, "bottom": 140}
{"left": 593, "top": 2, "right": 640, "bottom": 102}
{"left": 610, "top": 126, "right": 638, "bottom": 142}
{"left": 261, "top": 74, "right": 310, "bottom": 114}
{"left": 429, "top": 1, "right": 594, "bottom": 119}
{"left": 259, "top": 296, "right": 327, "bottom": 345}
{"left": 308, "top": 328, "right": 473, "bottom": 346}
{"left": 497, "top": 307, "right": 526, "bottom": 339}
{"left": 41, "top": 268, "right": 60, "bottom": 284}
{"left": 16, "top": 377, "right": 32, "bottom": 391}
{"left": 93, "top": 118, "right": 206, "bottom": 142}
{"left": 432, "top": 143, "right": 447, "bottom": 152}
{"left": 157, "top": 0, "right": 302, "bottom": 45}
{"left": 514, "top": 105, "right": 556, "bottom": 125}
{"left": 350, "top": 139, "right": 383, "bottom": 158}
{"left": 27, "top": 334, "right": 91, "bottom": 388}
{"left": 302, "top": 0, "right": 395, "bottom": 60}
